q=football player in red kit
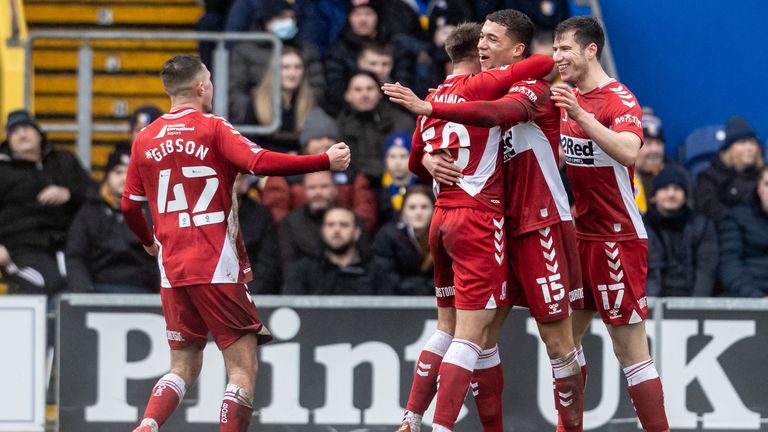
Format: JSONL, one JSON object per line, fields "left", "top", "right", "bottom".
{"left": 549, "top": 16, "right": 670, "bottom": 432}
{"left": 122, "top": 55, "right": 350, "bottom": 432}
{"left": 386, "top": 10, "right": 585, "bottom": 432}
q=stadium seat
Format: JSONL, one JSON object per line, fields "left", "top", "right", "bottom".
{"left": 680, "top": 125, "right": 725, "bottom": 180}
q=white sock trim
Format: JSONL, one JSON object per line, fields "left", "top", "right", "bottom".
{"left": 224, "top": 383, "right": 253, "bottom": 408}
{"left": 551, "top": 349, "right": 580, "bottom": 379}
{"left": 474, "top": 345, "right": 501, "bottom": 370}
{"left": 139, "top": 418, "right": 159, "bottom": 432}
{"left": 432, "top": 423, "right": 452, "bottom": 432}
{"left": 423, "top": 330, "right": 453, "bottom": 357}
{"left": 576, "top": 346, "right": 586, "bottom": 367}
{"left": 156, "top": 373, "right": 186, "bottom": 400}
{"left": 404, "top": 410, "right": 422, "bottom": 430}
{"left": 622, "top": 359, "right": 659, "bottom": 386}
{"left": 442, "top": 339, "right": 481, "bottom": 371}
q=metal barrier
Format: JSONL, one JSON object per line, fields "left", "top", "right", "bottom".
{"left": 24, "top": 31, "right": 283, "bottom": 168}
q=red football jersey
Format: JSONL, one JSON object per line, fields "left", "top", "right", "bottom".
{"left": 428, "top": 79, "right": 571, "bottom": 235}
{"left": 560, "top": 79, "right": 647, "bottom": 241}
{"left": 123, "top": 108, "right": 328, "bottom": 287}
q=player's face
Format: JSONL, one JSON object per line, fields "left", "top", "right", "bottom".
{"left": 8, "top": 125, "right": 42, "bottom": 159}
{"left": 349, "top": 6, "right": 378, "bottom": 38}
{"left": 653, "top": 184, "right": 685, "bottom": 214}
{"left": 200, "top": 66, "right": 214, "bottom": 113}
{"left": 553, "top": 31, "right": 589, "bottom": 84}
{"left": 401, "top": 193, "right": 434, "bottom": 230}
{"left": 281, "top": 52, "right": 305, "bottom": 92}
{"left": 636, "top": 138, "right": 665, "bottom": 173}
{"left": 106, "top": 165, "right": 128, "bottom": 197}
{"left": 304, "top": 172, "right": 337, "bottom": 212}
{"left": 322, "top": 208, "right": 360, "bottom": 252}
{"left": 385, "top": 146, "right": 410, "bottom": 179}
{"left": 478, "top": 20, "right": 522, "bottom": 71}
{"left": 345, "top": 74, "right": 382, "bottom": 112}
{"left": 357, "top": 51, "right": 393, "bottom": 83}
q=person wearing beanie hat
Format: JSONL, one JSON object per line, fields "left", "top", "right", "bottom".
{"left": 299, "top": 106, "right": 340, "bottom": 148}
{"left": 65, "top": 145, "right": 160, "bottom": 294}
{"left": 0, "top": 109, "right": 91, "bottom": 296}
{"left": 634, "top": 111, "right": 673, "bottom": 214}
{"left": 643, "top": 166, "right": 717, "bottom": 297}
{"left": 695, "top": 115, "right": 763, "bottom": 221}
{"left": 379, "top": 130, "right": 418, "bottom": 224}
{"left": 719, "top": 166, "right": 768, "bottom": 297}
{"left": 129, "top": 105, "right": 163, "bottom": 141}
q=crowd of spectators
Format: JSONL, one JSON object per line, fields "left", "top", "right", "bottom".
{"left": 0, "top": 0, "right": 766, "bottom": 300}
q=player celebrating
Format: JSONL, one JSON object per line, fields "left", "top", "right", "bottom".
{"left": 386, "top": 9, "right": 585, "bottom": 432}
{"left": 122, "top": 55, "right": 350, "bottom": 432}
{"left": 550, "top": 16, "right": 670, "bottom": 431}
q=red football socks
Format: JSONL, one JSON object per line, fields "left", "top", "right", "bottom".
{"left": 432, "top": 339, "right": 482, "bottom": 431}
{"left": 141, "top": 373, "right": 186, "bottom": 428}
{"left": 551, "top": 349, "right": 584, "bottom": 431}
{"left": 624, "top": 359, "right": 669, "bottom": 432}
{"left": 220, "top": 384, "right": 254, "bottom": 432}
{"left": 405, "top": 330, "right": 453, "bottom": 415}
{"left": 471, "top": 346, "right": 504, "bottom": 432}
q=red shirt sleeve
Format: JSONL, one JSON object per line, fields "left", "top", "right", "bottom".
{"left": 605, "top": 86, "right": 644, "bottom": 144}
{"left": 121, "top": 147, "right": 154, "bottom": 246}
{"left": 213, "top": 116, "right": 331, "bottom": 175}
{"left": 462, "top": 54, "right": 555, "bottom": 100}
{"left": 431, "top": 82, "right": 540, "bottom": 128}
{"left": 408, "top": 121, "right": 432, "bottom": 180}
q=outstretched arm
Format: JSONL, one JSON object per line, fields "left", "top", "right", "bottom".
{"left": 462, "top": 54, "right": 555, "bottom": 99}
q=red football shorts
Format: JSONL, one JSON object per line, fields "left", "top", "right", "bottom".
{"left": 577, "top": 238, "right": 649, "bottom": 325}
{"left": 430, "top": 206, "right": 508, "bottom": 310}
{"left": 507, "top": 222, "right": 581, "bottom": 323}
{"left": 160, "top": 283, "right": 273, "bottom": 350}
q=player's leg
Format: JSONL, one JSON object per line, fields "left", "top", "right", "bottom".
{"left": 399, "top": 209, "right": 456, "bottom": 432}
{"left": 133, "top": 286, "right": 207, "bottom": 432}
{"left": 186, "top": 283, "right": 273, "bottom": 432}
{"left": 399, "top": 307, "right": 456, "bottom": 432}
{"left": 432, "top": 209, "right": 507, "bottom": 432}
{"left": 469, "top": 306, "right": 510, "bottom": 432}
{"left": 587, "top": 239, "right": 669, "bottom": 432}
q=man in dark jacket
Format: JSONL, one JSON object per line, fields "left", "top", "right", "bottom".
{"left": 66, "top": 148, "right": 159, "bottom": 293}
{"left": 0, "top": 110, "right": 91, "bottom": 295}
{"left": 644, "top": 166, "right": 718, "bottom": 297}
{"left": 337, "top": 71, "right": 414, "bottom": 182}
{"left": 718, "top": 166, "right": 768, "bottom": 297}
{"left": 283, "top": 206, "right": 373, "bottom": 294}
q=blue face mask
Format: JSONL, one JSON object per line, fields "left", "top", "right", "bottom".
{"left": 271, "top": 18, "right": 298, "bottom": 40}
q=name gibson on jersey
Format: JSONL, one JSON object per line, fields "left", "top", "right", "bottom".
{"left": 145, "top": 138, "right": 210, "bottom": 162}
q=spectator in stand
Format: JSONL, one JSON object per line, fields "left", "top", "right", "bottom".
{"left": 228, "top": 0, "right": 324, "bottom": 122}
{"left": 283, "top": 206, "right": 374, "bottom": 295}
{"left": 260, "top": 107, "right": 378, "bottom": 230}
{"left": 234, "top": 175, "right": 281, "bottom": 294}
{"left": 0, "top": 110, "right": 91, "bottom": 295}
{"left": 718, "top": 166, "right": 768, "bottom": 298}
{"left": 696, "top": 116, "right": 763, "bottom": 222}
{"left": 643, "top": 166, "right": 717, "bottom": 297}
{"left": 633, "top": 111, "right": 690, "bottom": 214}
{"left": 372, "top": 184, "right": 434, "bottom": 296}
{"left": 474, "top": 0, "right": 570, "bottom": 33}
{"left": 323, "top": 0, "right": 391, "bottom": 115}
{"left": 243, "top": 46, "right": 316, "bottom": 153}
{"left": 357, "top": 41, "right": 395, "bottom": 85}
{"left": 337, "top": 71, "right": 414, "bottom": 182}
{"left": 129, "top": 105, "right": 163, "bottom": 141}
{"left": 379, "top": 130, "right": 419, "bottom": 223}
{"left": 65, "top": 148, "right": 159, "bottom": 293}
{"left": 197, "top": 0, "right": 235, "bottom": 72}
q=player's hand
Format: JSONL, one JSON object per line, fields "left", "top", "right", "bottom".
{"left": 37, "top": 185, "right": 71, "bottom": 206}
{"left": 423, "top": 151, "right": 462, "bottom": 185}
{"left": 382, "top": 83, "right": 433, "bottom": 116}
{"left": 326, "top": 142, "right": 351, "bottom": 171}
{"left": 550, "top": 84, "right": 587, "bottom": 122}
{"left": 0, "top": 244, "right": 11, "bottom": 268}
{"left": 143, "top": 242, "right": 159, "bottom": 257}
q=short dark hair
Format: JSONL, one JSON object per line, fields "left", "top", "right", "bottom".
{"left": 485, "top": 9, "right": 534, "bottom": 56}
{"left": 403, "top": 184, "right": 436, "bottom": 206}
{"left": 160, "top": 55, "right": 205, "bottom": 96}
{"left": 554, "top": 16, "right": 605, "bottom": 59}
{"left": 359, "top": 41, "right": 393, "bottom": 58}
{"left": 445, "top": 22, "right": 482, "bottom": 64}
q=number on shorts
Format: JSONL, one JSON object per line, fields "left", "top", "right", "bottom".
{"left": 157, "top": 166, "right": 224, "bottom": 228}
{"left": 422, "top": 122, "right": 470, "bottom": 170}
{"left": 537, "top": 274, "right": 565, "bottom": 304}
{"left": 597, "top": 283, "right": 625, "bottom": 311}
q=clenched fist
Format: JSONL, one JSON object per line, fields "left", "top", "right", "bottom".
{"left": 326, "top": 142, "right": 351, "bottom": 171}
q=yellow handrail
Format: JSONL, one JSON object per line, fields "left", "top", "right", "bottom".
{"left": 0, "top": 0, "right": 28, "bottom": 141}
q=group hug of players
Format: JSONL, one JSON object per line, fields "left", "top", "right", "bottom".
{"left": 382, "top": 10, "right": 670, "bottom": 432}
